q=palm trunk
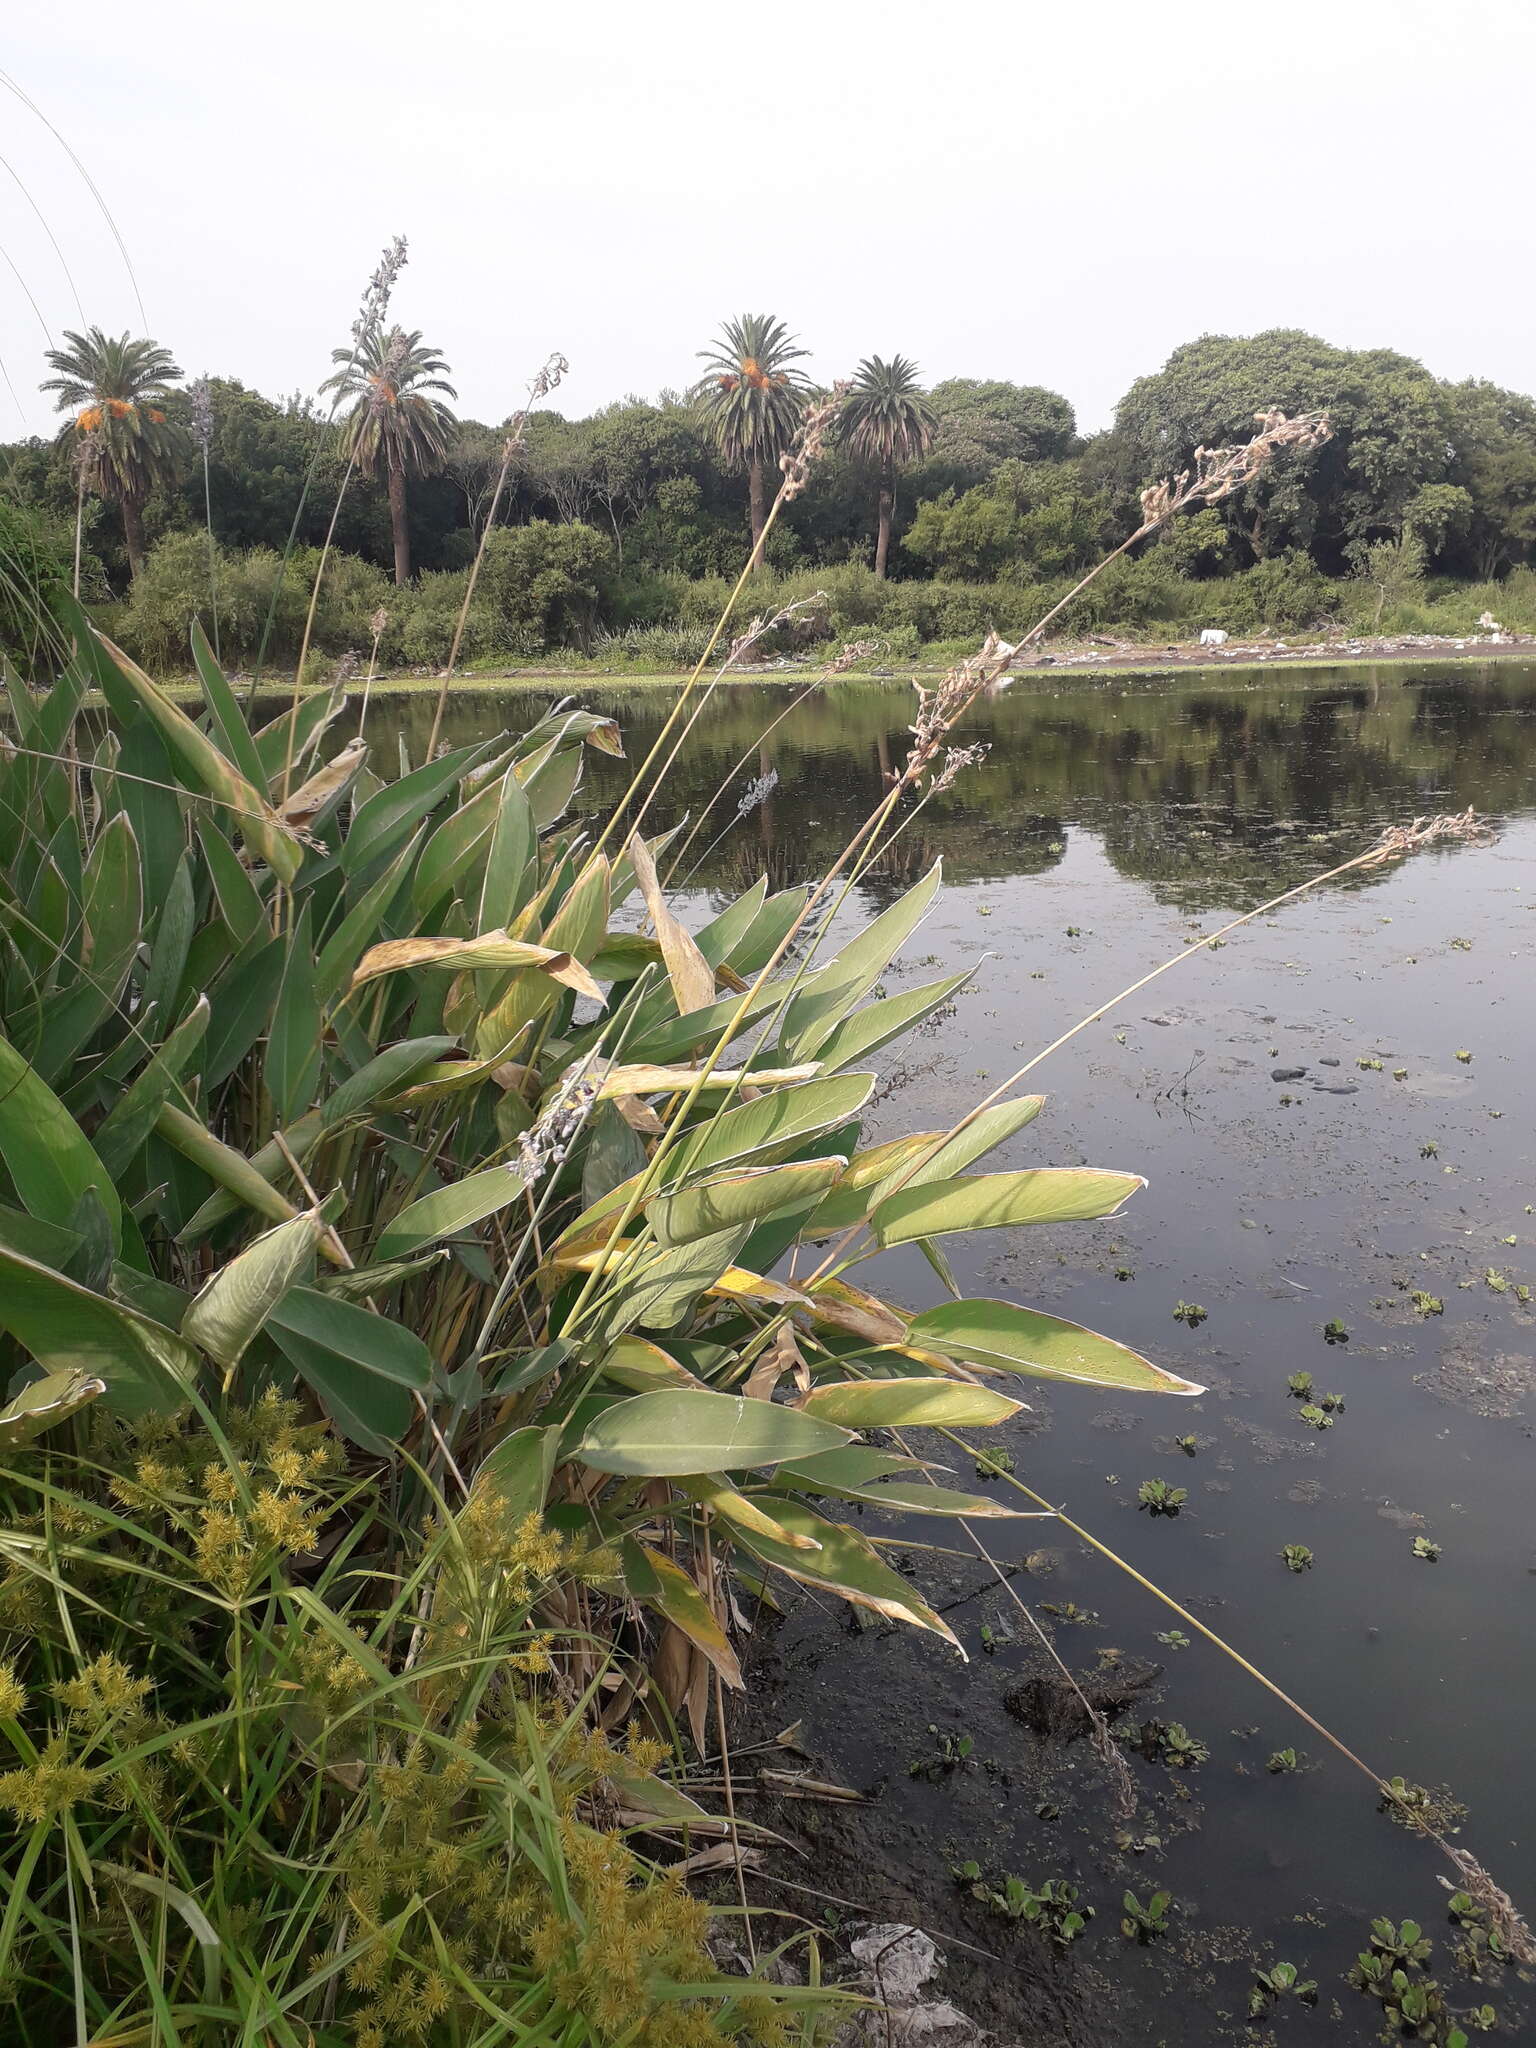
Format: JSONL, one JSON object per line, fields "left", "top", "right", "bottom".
{"left": 748, "top": 458, "right": 766, "bottom": 555}
{"left": 388, "top": 461, "right": 411, "bottom": 585}
{"left": 874, "top": 464, "right": 895, "bottom": 579}
{"left": 121, "top": 493, "right": 146, "bottom": 580}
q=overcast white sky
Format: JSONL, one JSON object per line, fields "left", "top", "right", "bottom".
{"left": 3, "top": 0, "right": 1533, "bottom": 443}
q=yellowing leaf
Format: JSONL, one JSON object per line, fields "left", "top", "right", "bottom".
{"left": 627, "top": 830, "right": 715, "bottom": 1014}
{"left": 575, "top": 1388, "right": 852, "bottom": 1476}
{"left": 907, "top": 1297, "right": 1204, "bottom": 1395}
{"left": 873, "top": 1168, "right": 1146, "bottom": 1247}
{"left": 798, "top": 1378, "right": 1026, "bottom": 1429}
{"left": 622, "top": 1541, "right": 743, "bottom": 1688}
{"left": 647, "top": 1157, "right": 847, "bottom": 1247}
{"left": 350, "top": 931, "right": 601, "bottom": 1000}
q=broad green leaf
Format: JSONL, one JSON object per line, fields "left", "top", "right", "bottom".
{"left": 798, "top": 1378, "right": 1026, "bottom": 1429}
{"left": 575, "top": 1388, "right": 853, "bottom": 1476}
{"left": 680, "top": 1475, "right": 822, "bottom": 1549}
{"left": 622, "top": 1539, "right": 743, "bottom": 1688}
{"left": 203, "top": 936, "right": 287, "bottom": 1088}
{"left": 180, "top": 1036, "right": 457, "bottom": 1241}
{"left": 588, "top": 933, "right": 664, "bottom": 982}
{"left": 478, "top": 766, "right": 535, "bottom": 929}
{"left": 93, "top": 631, "right": 303, "bottom": 882}
{"left": 774, "top": 1447, "right": 932, "bottom": 1489}
{"left": 780, "top": 861, "right": 942, "bottom": 1060}
{"left": 0, "top": 1201, "right": 82, "bottom": 1269}
{"left": 729, "top": 885, "right": 811, "bottom": 976}
{"left": 267, "top": 902, "right": 321, "bottom": 1125}
{"left": 182, "top": 1211, "right": 325, "bottom": 1370}
{"left": 412, "top": 775, "right": 504, "bottom": 916}
{"left": 802, "top": 1133, "right": 951, "bottom": 1234}
{"left": 140, "top": 850, "right": 196, "bottom": 1026}
{"left": 907, "top": 1297, "right": 1204, "bottom": 1395}
{"left": 582, "top": 1101, "right": 648, "bottom": 1212}
{"left": 0, "top": 1036, "right": 122, "bottom": 1247}
{"left": 600, "top": 1224, "right": 750, "bottom": 1335}
{"left": 518, "top": 734, "right": 584, "bottom": 829}
{"left": 267, "top": 1285, "right": 432, "bottom": 1387}
{"left": 0, "top": 1368, "right": 107, "bottom": 1448}
{"left": 811, "top": 968, "right": 975, "bottom": 1075}
{"left": 0, "top": 1245, "right": 197, "bottom": 1416}
{"left": 471, "top": 1425, "right": 560, "bottom": 1525}
{"left": 195, "top": 816, "right": 268, "bottom": 947}
{"left": 314, "top": 1249, "right": 448, "bottom": 1300}
{"left": 191, "top": 618, "right": 267, "bottom": 789}
{"left": 313, "top": 825, "right": 426, "bottom": 1002}
{"left": 872, "top": 1168, "right": 1146, "bottom": 1247}
{"left": 540, "top": 853, "right": 611, "bottom": 967}
{"left": 647, "top": 1157, "right": 847, "bottom": 1248}
{"left": 343, "top": 737, "right": 504, "bottom": 875}
{"left": 675, "top": 1072, "right": 875, "bottom": 1179}
{"left": 37, "top": 812, "right": 143, "bottom": 1077}
{"left": 876, "top": 1097, "right": 1047, "bottom": 1198}
{"left": 251, "top": 683, "right": 347, "bottom": 787}
{"left": 604, "top": 977, "right": 794, "bottom": 1067}
{"left": 93, "top": 997, "right": 210, "bottom": 1179}
{"left": 693, "top": 879, "right": 767, "bottom": 970}
{"left": 375, "top": 1162, "right": 530, "bottom": 1262}
{"left": 158, "top": 1102, "right": 302, "bottom": 1235}
{"left": 727, "top": 1497, "right": 958, "bottom": 1645}
{"left": 268, "top": 1318, "right": 411, "bottom": 1453}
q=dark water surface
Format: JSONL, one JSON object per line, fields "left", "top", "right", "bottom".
{"left": 404, "top": 664, "right": 1536, "bottom": 2041}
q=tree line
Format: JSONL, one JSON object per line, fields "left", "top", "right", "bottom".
{"left": 4, "top": 313, "right": 1536, "bottom": 648}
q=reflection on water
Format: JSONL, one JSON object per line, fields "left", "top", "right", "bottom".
{"left": 391, "top": 661, "right": 1536, "bottom": 913}
{"left": 373, "top": 664, "right": 1536, "bottom": 2042}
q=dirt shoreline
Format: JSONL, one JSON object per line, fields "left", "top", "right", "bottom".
{"left": 351, "top": 630, "right": 1536, "bottom": 696}
{"left": 126, "top": 631, "right": 1536, "bottom": 703}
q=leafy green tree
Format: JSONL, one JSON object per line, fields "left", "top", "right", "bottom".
{"left": 479, "top": 520, "right": 611, "bottom": 652}
{"left": 322, "top": 327, "right": 457, "bottom": 584}
{"left": 905, "top": 460, "right": 1114, "bottom": 580}
{"left": 1113, "top": 330, "right": 1451, "bottom": 567}
{"left": 691, "top": 315, "right": 810, "bottom": 549}
{"left": 841, "top": 355, "right": 936, "bottom": 577}
{"left": 40, "top": 327, "right": 186, "bottom": 579}
{"left": 911, "top": 378, "right": 1078, "bottom": 498}
{"left": 1443, "top": 380, "right": 1536, "bottom": 576}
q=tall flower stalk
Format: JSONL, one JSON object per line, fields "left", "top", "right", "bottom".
{"left": 425, "top": 350, "right": 568, "bottom": 756}
{"left": 189, "top": 376, "right": 219, "bottom": 659}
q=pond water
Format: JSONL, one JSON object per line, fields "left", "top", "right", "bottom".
{"left": 397, "top": 663, "right": 1536, "bottom": 2042}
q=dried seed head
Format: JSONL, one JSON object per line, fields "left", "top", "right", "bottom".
{"left": 1361, "top": 806, "right": 1495, "bottom": 867}
{"left": 931, "top": 741, "right": 988, "bottom": 794}
{"left": 350, "top": 234, "right": 408, "bottom": 349}
{"left": 1440, "top": 1849, "right": 1536, "bottom": 1965}
{"left": 517, "top": 1055, "right": 602, "bottom": 1184}
{"left": 1139, "top": 409, "right": 1332, "bottom": 528}
{"left": 736, "top": 768, "right": 779, "bottom": 817}
{"left": 369, "top": 607, "right": 390, "bottom": 641}
{"left": 725, "top": 591, "right": 826, "bottom": 668}
{"left": 779, "top": 384, "right": 849, "bottom": 501}
{"left": 827, "top": 639, "right": 880, "bottom": 676}
{"left": 188, "top": 375, "right": 214, "bottom": 450}
{"left": 501, "top": 352, "right": 571, "bottom": 462}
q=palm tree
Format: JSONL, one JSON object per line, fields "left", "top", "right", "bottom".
{"left": 842, "top": 354, "right": 936, "bottom": 578}
{"left": 40, "top": 328, "right": 185, "bottom": 579}
{"left": 321, "top": 327, "right": 457, "bottom": 584}
{"left": 691, "top": 315, "right": 810, "bottom": 550}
